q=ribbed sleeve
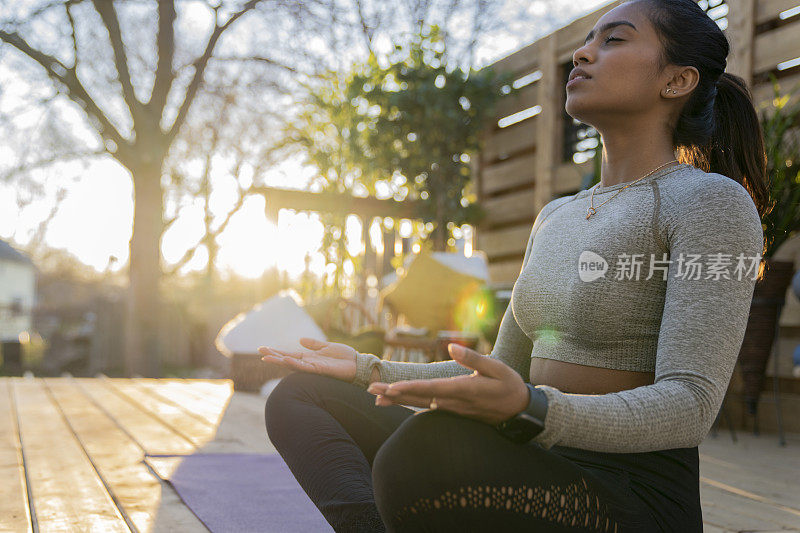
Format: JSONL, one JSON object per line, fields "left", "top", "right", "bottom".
{"left": 530, "top": 175, "right": 764, "bottom": 452}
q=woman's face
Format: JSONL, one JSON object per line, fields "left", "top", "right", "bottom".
{"left": 565, "top": 1, "right": 670, "bottom": 129}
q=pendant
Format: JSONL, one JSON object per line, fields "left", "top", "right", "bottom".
{"left": 586, "top": 207, "right": 596, "bottom": 219}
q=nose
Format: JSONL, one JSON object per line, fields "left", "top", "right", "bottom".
{"left": 572, "top": 43, "right": 592, "bottom": 66}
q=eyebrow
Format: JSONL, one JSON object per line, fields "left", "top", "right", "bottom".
{"left": 583, "top": 21, "right": 638, "bottom": 44}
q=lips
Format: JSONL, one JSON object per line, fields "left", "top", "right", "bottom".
{"left": 568, "top": 68, "right": 592, "bottom": 82}
{"left": 566, "top": 75, "right": 591, "bottom": 89}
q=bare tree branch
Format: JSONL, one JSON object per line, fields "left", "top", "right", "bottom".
{"left": 1, "top": 149, "right": 106, "bottom": 183}
{"left": 148, "top": 0, "right": 177, "bottom": 116}
{"left": 352, "top": 0, "right": 376, "bottom": 58}
{"left": 210, "top": 55, "right": 299, "bottom": 73}
{"left": 65, "top": 0, "right": 79, "bottom": 69}
{"left": 166, "top": 0, "right": 264, "bottom": 145}
{"left": 91, "top": 0, "right": 141, "bottom": 121}
{"left": 0, "top": 30, "right": 129, "bottom": 155}
{"left": 26, "top": 186, "right": 68, "bottom": 253}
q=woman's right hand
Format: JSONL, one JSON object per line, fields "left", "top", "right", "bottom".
{"left": 258, "top": 337, "right": 358, "bottom": 382}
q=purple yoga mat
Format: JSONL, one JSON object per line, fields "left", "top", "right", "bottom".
{"left": 144, "top": 452, "right": 334, "bottom": 533}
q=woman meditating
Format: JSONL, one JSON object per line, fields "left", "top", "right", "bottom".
{"left": 261, "top": 0, "right": 767, "bottom": 531}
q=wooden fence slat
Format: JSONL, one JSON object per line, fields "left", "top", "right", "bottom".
{"left": 756, "top": 0, "right": 800, "bottom": 24}
{"left": 44, "top": 378, "right": 208, "bottom": 533}
{"left": 482, "top": 153, "right": 537, "bottom": 195}
{"left": 0, "top": 379, "right": 32, "bottom": 532}
{"left": 753, "top": 71, "right": 800, "bottom": 107}
{"left": 483, "top": 119, "right": 538, "bottom": 163}
{"left": 480, "top": 189, "right": 538, "bottom": 228}
{"left": 753, "top": 20, "right": 800, "bottom": 74}
{"left": 494, "top": 83, "right": 541, "bottom": 125}
{"left": 485, "top": 41, "right": 542, "bottom": 78}
{"left": 75, "top": 378, "right": 195, "bottom": 456}
{"left": 488, "top": 259, "right": 525, "bottom": 287}
{"left": 535, "top": 34, "right": 559, "bottom": 214}
{"left": 476, "top": 225, "right": 533, "bottom": 258}
{"left": 12, "top": 378, "right": 129, "bottom": 532}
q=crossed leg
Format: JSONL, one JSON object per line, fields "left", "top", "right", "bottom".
{"left": 371, "top": 408, "right": 659, "bottom": 532}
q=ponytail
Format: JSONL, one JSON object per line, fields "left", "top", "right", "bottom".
{"left": 676, "top": 72, "right": 770, "bottom": 219}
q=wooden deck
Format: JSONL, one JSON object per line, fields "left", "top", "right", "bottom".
{"left": 1, "top": 376, "right": 799, "bottom": 532}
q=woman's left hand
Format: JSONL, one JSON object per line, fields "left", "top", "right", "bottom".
{"left": 366, "top": 344, "right": 531, "bottom": 426}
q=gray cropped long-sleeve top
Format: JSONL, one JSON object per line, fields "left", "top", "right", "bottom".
{"left": 350, "top": 163, "right": 764, "bottom": 453}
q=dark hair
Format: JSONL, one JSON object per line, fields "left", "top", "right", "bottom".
{"left": 633, "top": 0, "right": 769, "bottom": 219}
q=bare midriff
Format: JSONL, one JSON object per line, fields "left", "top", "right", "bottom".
{"left": 529, "top": 357, "right": 655, "bottom": 394}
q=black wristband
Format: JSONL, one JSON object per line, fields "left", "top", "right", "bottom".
{"left": 524, "top": 383, "right": 549, "bottom": 423}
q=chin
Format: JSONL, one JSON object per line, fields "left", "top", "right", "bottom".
{"left": 564, "top": 97, "right": 594, "bottom": 125}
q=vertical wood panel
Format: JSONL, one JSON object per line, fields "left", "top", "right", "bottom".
{"left": 726, "top": 0, "right": 755, "bottom": 85}
{"left": 534, "top": 34, "right": 559, "bottom": 215}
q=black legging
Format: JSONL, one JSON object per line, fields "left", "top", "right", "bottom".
{"left": 265, "top": 371, "right": 702, "bottom": 532}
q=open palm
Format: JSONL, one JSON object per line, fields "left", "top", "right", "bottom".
{"left": 258, "top": 337, "right": 358, "bottom": 382}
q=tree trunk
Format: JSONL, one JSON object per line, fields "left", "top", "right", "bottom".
{"left": 125, "top": 163, "right": 164, "bottom": 377}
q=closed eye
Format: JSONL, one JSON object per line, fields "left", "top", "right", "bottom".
{"left": 604, "top": 37, "right": 623, "bottom": 43}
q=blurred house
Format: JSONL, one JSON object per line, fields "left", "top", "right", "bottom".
{"left": 0, "top": 239, "right": 36, "bottom": 373}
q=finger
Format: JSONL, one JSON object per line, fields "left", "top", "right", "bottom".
{"left": 275, "top": 354, "right": 316, "bottom": 372}
{"left": 382, "top": 375, "right": 475, "bottom": 399}
{"left": 376, "top": 392, "right": 467, "bottom": 413}
{"left": 299, "top": 337, "right": 327, "bottom": 350}
{"left": 260, "top": 353, "right": 286, "bottom": 364}
{"left": 366, "top": 382, "right": 390, "bottom": 395}
{"left": 259, "top": 346, "right": 304, "bottom": 360}
{"left": 447, "top": 343, "right": 506, "bottom": 379}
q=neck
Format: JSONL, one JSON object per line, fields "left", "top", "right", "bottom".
{"left": 597, "top": 121, "right": 677, "bottom": 188}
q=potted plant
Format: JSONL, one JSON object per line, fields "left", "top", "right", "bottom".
{"left": 736, "top": 74, "right": 800, "bottom": 428}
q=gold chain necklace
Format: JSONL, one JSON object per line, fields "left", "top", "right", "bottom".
{"left": 586, "top": 160, "right": 679, "bottom": 220}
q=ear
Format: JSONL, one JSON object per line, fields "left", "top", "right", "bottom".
{"left": 662, "top": 65, "right": 700, "bottom": 98}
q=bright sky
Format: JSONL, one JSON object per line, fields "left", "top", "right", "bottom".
{"left": 0, "top": 0, "right": 613, "bottom": 280}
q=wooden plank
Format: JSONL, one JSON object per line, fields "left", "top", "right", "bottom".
{"left": 480, "top": 188, "right": 538, "bottom": 227}
{"left": 12, "top": 378, "right": 129, "bottom": 532}
{"left": 725, "top": 0, "right": 755, "bottom": 86}
{"left": 700, "top": 524, "right": 731, "bottom": 533}
{"left": 757, "top": 0, "right": 800, "bottom": 24}
{"left": 753, "top": 20, "right": 800, "bottom": 73}
{"left": 476, "top": 224, "right": 533, "bottom": 259}
{"left": 494, "top": 83, "right": 541, "bottom": 125}
{"left": 483, "top": 114, "right": 538, "bottom": 163}
{"left": 700, "top": 478, "right": 800, "bottom": 530}
{"left": 131, "top": 379, "right": 273, "bottom": 454}
{"left": 699, "top": 454, "right": 800, "bottom": 511}
{"left": 753, "top": 71, "right": 800, "bottom": 108}
{"left": 535, "top": 33, "right": 559, "bottom": 214}
{"left": 555, "top": 161, "right": 588, "bottom": 194}
{"left": 174, "top": 378, "right": 234, "bottom": 402}
{"left": 488, "top": 258, "right": 525, "bottom": 285}
{"left": 101, "top": 378, "right": 217, "bottom": 449}
{"left": 43, "top": 378, "right": 207, "bottom": 533}
{"left": 699, "top": 432, "right": 800, "bottom": 474}
{"left": 481, "top": 152, "right": 537, "bottom": 194}
{"left": 75, "top": 378, "right": 195, "bottom": 455}
{"left": 0, "top": 379, "right": 32, "bottom": 532}
{"left": 484, "top": 40, "right": 542, "bottom": 77}
{"left": 132, "top": 378, "right": 230, "bottom": 427}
